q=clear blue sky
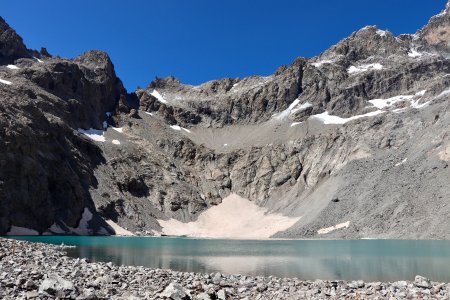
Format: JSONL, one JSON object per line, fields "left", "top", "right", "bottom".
{"left": 2, "top": 0, "right": 447, "bottom": 91}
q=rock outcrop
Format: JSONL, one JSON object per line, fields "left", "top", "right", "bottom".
{"left": 0, "top": 22, "right": 126, "bottom": 234}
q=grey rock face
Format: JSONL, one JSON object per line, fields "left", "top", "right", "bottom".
{"left": 0, "top": 20, "right": 125, "bottom": 234}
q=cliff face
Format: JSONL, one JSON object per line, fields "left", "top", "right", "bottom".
{"left": 1, "top": 2, "right": 450, "bottom": 238}
{"left": 0, "top": 17, "right": 126, "bottom": 234}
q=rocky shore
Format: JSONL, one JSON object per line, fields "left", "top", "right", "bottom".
{"left": 1, "top": 238, "right": 449, "bottom": 299}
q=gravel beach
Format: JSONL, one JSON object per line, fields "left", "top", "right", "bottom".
{"left": 1, "top": 238, "right": 450, "bottom": 299}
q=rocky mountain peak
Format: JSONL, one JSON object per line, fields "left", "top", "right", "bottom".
{"left": 417, "top": 1, "right": 450, "bottom": 54}
{"left": 148, "top": 76, "right": 182, "bottom": 89}
{"left": 0, "top": 16, "right": 31, "bottom": 64}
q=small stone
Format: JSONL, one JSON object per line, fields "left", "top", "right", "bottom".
{"left": 216, "top": 289, "right": 227, "bottom": 300}
{"left": 195, "top": 292, "right": 211, "bottom": 300}
{"left": 393, "top": 281, "right": 408, "bottom": 289}
{"left": 414, "top": 275, "right": 431, "bottom": 289}
{"left": 26, "top": 291, "right": 39, "bottom": 299}
{"left": 25, "top": 279, "right": 37, "bottom": 290}
{"left": 159, "top": 282, "right": 189, "bottom": 300}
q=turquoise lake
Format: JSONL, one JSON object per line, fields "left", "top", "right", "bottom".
{"left": 9, "top": 236, "right": 450, "bottom": 282}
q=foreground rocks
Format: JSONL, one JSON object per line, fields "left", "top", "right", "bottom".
{"left": 1, "top": 238, "right": 450, "bottom": 299}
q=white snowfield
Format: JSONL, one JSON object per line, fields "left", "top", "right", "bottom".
{"left": 395, "top": 158, "right": 408, "bottom": 167}
{"left": 0, "top": 78, "right": 12, "bottom": 85}
{"left": 170, "top": 124, "right": 191, "bottom": 133}
{"left": 347, "top": 63, "right": 383, "bottom": 74}
{"left": 312, "top": 89, "right": 431, "bottom": 125}
{"left": 311, "top": 110, "right": 384, "bottom": 125}
{"left": 6, "top": 64, "right": 19, "bottom": 70}
{"left": 77, "top": 128, "right": 105, "bottom": 142}
{"left": 376, "top": 29, "right": 387, "bottom": 37}
{"left": 318, "top": 221, "right": 350, "bottom": 235}
{"left": 112, "top": 139, "right": 121, "bottom": 145}
{"left": 151, "top": 89, "right": 168, "bottom": 104}
{"left": 111, "top": 127, "right": 124, "bottom": 133}
{"left": 369, "top": 90, "right": 428, "bottom": 110}
{"left": 408, "top": 49, "right": 423, "bottom": 58}
{"left": 274, "top": 99, "right": 312, "bottom": 120}
{"left": 34, "top": 57, "right": 43, "bottom": 63}
{"left": 291, "top": 101, "right": 312, "bottom": 114}
{"left": 312, "top": 60, "right": 333, "bottom": 68}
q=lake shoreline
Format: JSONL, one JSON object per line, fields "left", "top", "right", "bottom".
{"left": 1, "top": 237, "right": 449, "bottom": 299}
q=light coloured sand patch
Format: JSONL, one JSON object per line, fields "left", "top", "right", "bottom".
{"left": 158, "top": 193, "right": 300, "bottom": 239}
{"left": 106, "top": 220, "right": 135, "bottom": 236}
{"left": 318, "top": 221, "right": 350, "bottom": 235}
{"left": 438, "top": 143, "right": 450, "bottom": 161}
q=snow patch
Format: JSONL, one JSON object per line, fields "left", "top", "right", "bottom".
{"left": 395, "top": 158, "right": 408, "bottom": 167}
{"left": 105, "top": 112, "right": 112, "bottom": 118}
{"left": 437, "top": 88, "right": 450, "bottom": 98}
{"left": 291, "top": 101, "right": 313, "bottom": 114}
{"left": 369, "top": 91, "right": 427, "bottom": 110}
{"left": 34, "top": 57, "right": 43, "bottom": 63}
{"left": 7, "top": 64, "right": 19, "bottom": 70}
{"left": 369, "top": 95, "right": 415, "bottom": 109}
{"left": 7, "top": 226, "right": 39, "bottom": 236}
{"left": 312, "top": 60, "right": 333, "bottom": 68}
{"left": 112, "top": 139, "right": 121, "bottom": 145}
{"left": 376, "top": 29, "right": 387, "bottom": 37}
{"left": 71, "top": 208, "right": 93, "bottom": 235}
{"left": 348, "top": 63, "right": 383, "bottom": 74}
{"left": 290, "top": 122, "right": 302, "bottom": 127}
{"left": 311, "top": 110, "right": 384, "bottom": 125}
{"left": 77, "top": 128, "right": 105, "bottom": 142}
{"left": 169, "top": 125, "right": 191, "bottom": 133}
{"left": 274, "top": 99, "right": 310, "bottom": 120}
{"left": 144, "top": 112, "right": 154, "bottom": 116}
{"left": 151, "top": 89, "right": 168, "bottom": 104}
{"left": 111, "top": 127, "right": 123, "bottom": 133}
{"left": 0, "top": 78, "right": 12, "bottom": 85}
{"left": 318, "top": 221, "right": 350, "bottom": 235}
{"left": 408, "top": 49, "right": 422, "bottom": 58}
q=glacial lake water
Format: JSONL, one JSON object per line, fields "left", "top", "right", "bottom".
{"left": 9, "top": 236, "right": 450, "bottom": 282}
